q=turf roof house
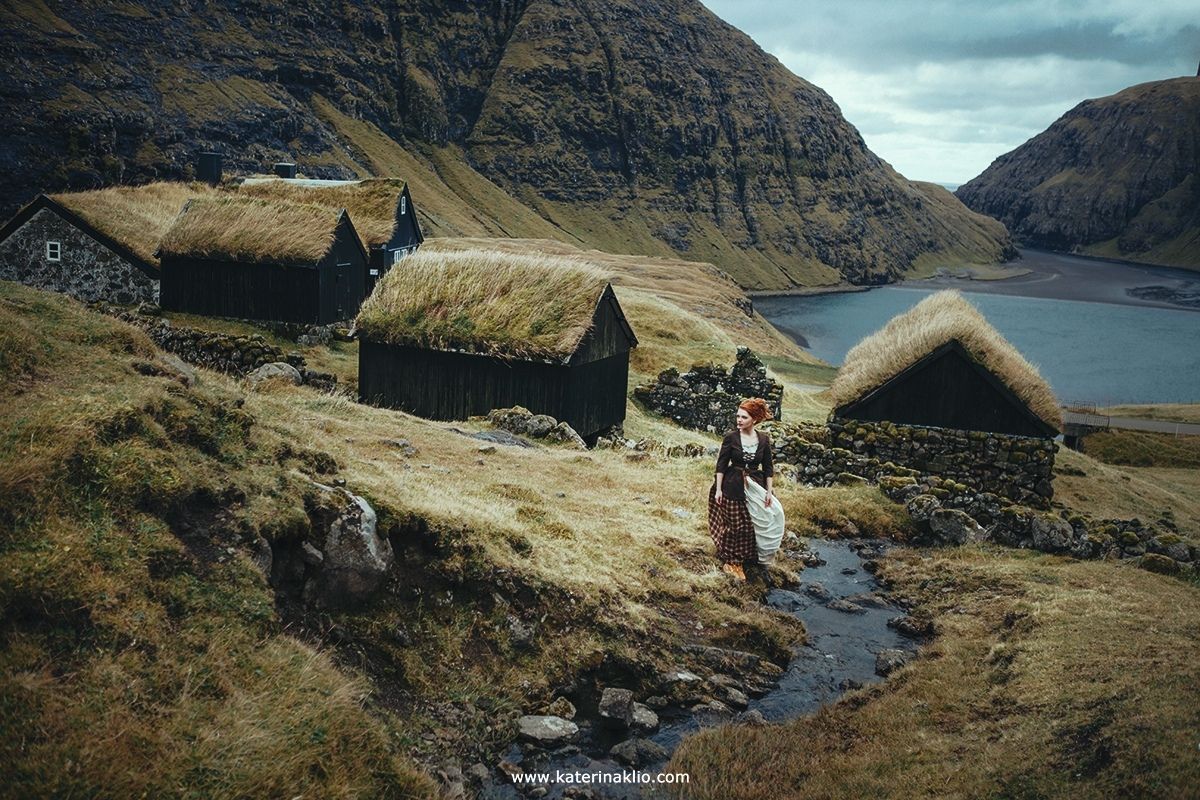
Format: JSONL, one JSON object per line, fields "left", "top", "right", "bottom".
{"left": 0, "top": 186, "right": 196, "bottom": 304}
{"left": 237, "top": 178, "right": 423, "bottom": 293}
{"left": 157, "top": 197, "right": 369, "bottom": 325}
{"left": 827, "top": 290, "right": 1062, "bottom": 503}
{"left": 357, "top": 249, "right": 637, "bottom": 443}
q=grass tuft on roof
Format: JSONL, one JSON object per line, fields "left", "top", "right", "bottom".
{"left": 233, "top": 178, "right": 406, "bottom": 249}
{"left": 356, "top": 248, "right": 612, "bottom": 360}
{"left": 829, "top": 289, "right": 1061, "bottom": 429}
{"left": 51, "top": 181, "right": 216, "bottom": 267}
{"left": 157, "top": 197, "right": 345, "bottom": 265}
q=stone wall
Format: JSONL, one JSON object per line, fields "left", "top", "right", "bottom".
{"left": 633, "top": 347, "right": 783, "bottom": 433}
{"left": 0, "top": 207, "right": 158, "bottom": 305}
{"left": 105, "top": 306, "right": 337, "bottom": 390}
{"left": 826, "top": 417, "right": 1056, "bottom": 506}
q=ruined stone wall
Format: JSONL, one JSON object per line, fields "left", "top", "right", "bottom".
{"left": 0, "top": 207, "right": 158, "bottom": 304}
{"left": 633, "top": 347, "right": 784, "bottom": 433}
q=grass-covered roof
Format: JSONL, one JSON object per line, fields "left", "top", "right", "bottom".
{"left": 157, "top": 197, "right": 348, "bottom": 265}
{"left": 50, "top": 182, "right": 216, "bottom": 268}
{"left": 355, "top": 249, "right": 613, "bottom": 361}
{"left": 830, "top": 290, "right": 1061, "bottom": 429}
{"left": 233, "top": 178, "right": 407, "bottom": 249}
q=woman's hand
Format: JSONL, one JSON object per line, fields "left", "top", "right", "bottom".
{"left": 715, "top": 489, "right": 723, "bottom": 505}
{"left": 764, "top": 491, "right": 773, "bottom": 508}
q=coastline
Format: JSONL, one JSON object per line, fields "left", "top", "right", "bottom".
{"left": 752, "top": 248, "right": 1200, "bottom": 312}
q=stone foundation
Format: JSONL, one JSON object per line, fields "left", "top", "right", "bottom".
{"left": 826, "top": 417, "right": 1056, "bottom": 506}
{"left": 633, "top": 347, "right": 783, "bottom": 433}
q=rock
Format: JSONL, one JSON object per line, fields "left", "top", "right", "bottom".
{"left": 305, "top": 482, "right": 393, "bottom": 607}
{"left": 888, "top": 615, "right": 936, "bottom": 639}
{"left": 927, "top": 508, "right": 985, "bottom": 545}
{"left": 845, "top": 592, "right": 890, "bottom": 609}
{"left": 545, "top": 697, "right": 576, "bottom": 720}
{"left": 838, "top": 678, "right": 863, "bottom": 691}
{"left": 466, "top": 763, "right": 490, "bottom": 784}
{"left": 1030, "top": 514, "right": 1073, "bottom": 553}
{"left": 875, "top": 648, "right": 910, "bottom": 676}
{"left": 631, "top": 702, "right": 659, "bottom": 732}
{"left": 517, "top": 715, "right": 578, "bottom": 745}
{"left": 826, "top": 598, "right": 867, "bottom": 614}
{"left": 905, "top": 493, "right": 942, "bottom": 524}
{"left": 598, "top": 687, "right": 635, "bottom": 727}
{"left": 608, "top": 737, "right": 668, "bottom": 768}
{"left": 1139, "top": 553, "right": 1181, "bottom": 575}
{"left": 465, "top": 429, "right": 536, "bottom": 448}
{"left": 477, "top": 444, "right": 496, "bottom": 454}
{"left": 300, "top": 541, "right": 324, "bottom": 566}
{"left": 246, "top": 361, "right": 302, "bottom": 388}
{"left": 545, "top": 421, "right": 587, "bottom": 449}
{"left": 803, "top": 582, "right": 832, "bottom": 601}
{"left": 736, "top": 709, "right": 767, "bottom": 726}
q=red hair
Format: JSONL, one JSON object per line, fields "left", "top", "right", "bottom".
{"left": 739, "top": 397, "right": 773, "bottom": 423}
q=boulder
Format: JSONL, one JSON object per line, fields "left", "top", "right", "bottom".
{"left": 246, "top": 361, "right": 302, "bottom": 388}
{"left": 1030, "top": 514, "right": 1073, "bottom": 553}
{"left": 905, "top": 493, "right": 942, "bottom": 524}
{"left": 306, "top": 482, "right": 393, "bottom": 607}
{"left": 608, "top": 737, "right": 668, "bottom": 768}
{"left": 888, "top": 615, "right": 936, "bottom": 639}
{"left": 517, "top": 715, "right": 579, "bottom": 745}
{"left": 631, "top": 703, "right": 659, "bottom": 732}
{"left": 875, "top": 648, "right": 910, "bottom": 676}
{"left": 545, "top": 697, "right": 577, "bottom": 720}
{"left": 598, "top": 687, "right": 635, "bottom": 727}
{"left": 927, "top": 508, "right": 985, "bottom": 545}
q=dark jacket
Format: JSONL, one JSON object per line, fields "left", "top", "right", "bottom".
{"left": 713, "top": 429, "right": 773, "bottom": 501}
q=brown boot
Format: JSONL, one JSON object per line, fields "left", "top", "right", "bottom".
{"left": 722, "top": 562, "right": 746, "bottom": 581}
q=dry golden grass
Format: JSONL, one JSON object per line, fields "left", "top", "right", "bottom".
{"left": 234, "top": 177, "right": 407, "bottom": 249}
{"left": 51, "top": 181, "right": 216, "bottom": 267}
{"left": 830, "top": 289, "right": 1061, "bottom": 429}
{"left": 1097, "top": 403, "right": 1200, "bottom": 424}
{"left": 670, "top": 546, "right": 1200, "bottom": 799}
{"left": 157, "top": 197, "right": 347, "bottom": 264}
{"left": 356, "top": 248, "right": 613, "bottom": 360}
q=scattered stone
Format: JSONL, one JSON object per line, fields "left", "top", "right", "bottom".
{"left": 477, "top": 444, "right": 496, "bottom": 454}
{"left": 517, "top": 715, "right": 579, "bottom": 745}
{"left": 487, "top": 407, "right": 585, "bottom": 447}
{"left": 838, "top": 678, "right": 863, "bottom": 691}
{"left": 845, "top": 592, "right": 891, "bottom": 609}
{"left": 631, "top": 703, "right": 659, "bottom": 732}
{"left": 598, "top": 687, "right": 635, "bottom": 727}
{"left": 736, "top": 709, "right": 767, "bottom": 726}
{"left": 926, "top": 508, "right": 985, "bottom": 545}
{"left": 466, "top": 763, "right": 490, "bottom": 784}
{"left": 827, "top": 598, "right": 867, "bottom": 614}
{"left": 803, "top": 582, "right": 832, "bottom": 601}
{"left": 888, "top": 615, "right": 936, "bottom": 639}
{"left": 609, "top": 738, "right": 668, "bottom": 768}
{"left": 875, "top": 648, "right": 910, "bottom": 676}
{"left": 246, "top": 361, "right": 302, "bottom": 388}
{"left": 1139, "top": 553, "right": 1181, "bottom": 575}
{"left": 545, "top": 697, "right": 577, "bottom": 720}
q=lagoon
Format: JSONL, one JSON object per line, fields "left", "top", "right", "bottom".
{"left": 756, "top": 255, "right": 1200, "bottom": 406}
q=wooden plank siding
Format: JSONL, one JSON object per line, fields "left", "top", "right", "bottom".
{"left": 835, "top": 340, "right": 1058, "bottom": 437}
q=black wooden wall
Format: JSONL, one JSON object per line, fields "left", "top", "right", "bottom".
{"left": 359, "top": 341, "right": 629, "bottom": 438}
{"left": 836, "top": 341, "right": 1057, "bottom": 437}
{"left": 161, "top": 256, "right": 323, "bottom": 323}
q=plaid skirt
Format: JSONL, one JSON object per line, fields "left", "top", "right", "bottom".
{"left": 707, "top": 482, "right": 756, "bottom": 563}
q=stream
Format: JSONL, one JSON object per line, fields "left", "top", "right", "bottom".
{"left": 479, "top": 538, "right": 919, "bottom": 799}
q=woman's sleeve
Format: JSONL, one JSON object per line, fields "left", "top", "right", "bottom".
{"left": 714, "top": 437, "right": 732, "bottom": 474}
{"left": 762, "top": 435, "right": 774, "bottom": 478}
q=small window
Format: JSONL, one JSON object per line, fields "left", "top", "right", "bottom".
{"left": 369, "top": 268, "right": 380, "bottom": 277}
{"left": 46, "top": 241, "right": 61, "bottom": 261}
{"left": 400, "top": 196, "right": 407, "bottom": 215}
{"left": 392, "top": 249, "right": 404, "bottom": 266}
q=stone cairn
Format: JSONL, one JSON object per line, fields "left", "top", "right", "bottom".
{"left": 633, "top": 347, "right": 783, "bottom": 433}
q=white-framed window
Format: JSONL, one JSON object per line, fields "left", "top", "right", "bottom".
{"left": 369, "top": 268, "right": 380, "bottom": 276}
{"left": 400, "top": 196, "right": 407, "bottom": 215}
{"left": 392, "top": 249, "right": 404, "bottom": 265}
{"left": 46, "top": 241, "right": 61, "bottom": 262}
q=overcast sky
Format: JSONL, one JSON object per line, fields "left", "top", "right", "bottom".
{"left": 702, "top": 1, "right": 1198, "bottom": 185}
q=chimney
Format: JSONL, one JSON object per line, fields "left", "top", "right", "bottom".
{"left": 197, "top": 152, "right": 222, "bottom": 185}
{"left": 274, "top": 162, "right": 297, "bottom": 179}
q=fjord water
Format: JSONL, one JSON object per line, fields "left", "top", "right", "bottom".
{"left": 758, "top": 286, "right": 1200, "bottom": 406}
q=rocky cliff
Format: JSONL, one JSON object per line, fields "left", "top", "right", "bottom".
{"left": 957, "top": 77, "right": 1200, "bottom": 269}
{"left": 0, "top": 0, "right": 1013, "bottom": 288}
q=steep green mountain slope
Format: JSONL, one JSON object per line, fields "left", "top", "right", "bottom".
{"left": 957, "top": 77, "right": 1200, "bottom": 269}
{"left": 0, "top": 0, "right": 1013, "bottom": 288}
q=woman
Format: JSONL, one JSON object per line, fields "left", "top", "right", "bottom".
{"left": 708, "top": 397, "right": 785, "bottom": 581}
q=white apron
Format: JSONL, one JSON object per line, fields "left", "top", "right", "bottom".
{"left": 743, "top": 472, "right": 785, "bottom": 565}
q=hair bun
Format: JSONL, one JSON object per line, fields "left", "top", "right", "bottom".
{"left": 738, "top": 397, "right": 773, "bottom": 423}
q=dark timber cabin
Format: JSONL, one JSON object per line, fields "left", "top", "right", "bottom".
{"left": 829, "top": 290, "right": 1061, "bottom": 438}
{"left": 157, "top": 197, "right": 369, "bottom": 324}
{"left": 356, "top": 249, "right": 638, "bottom": 442}
{"left": 0, "top": 192, "right": 167, "bottom": 304}
{"left": 236, "top": 177, "right": 423, "bottom": 295}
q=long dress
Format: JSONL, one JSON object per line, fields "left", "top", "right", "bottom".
{"left": 708, "top": 431, "right": 786, "bottom": 565}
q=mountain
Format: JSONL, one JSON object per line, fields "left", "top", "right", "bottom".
{"left": 957, "top": 77, "right": 1200, "bottom": 269}
{"left": 0, "top": 0, "right": 1014, "bottom": 289}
